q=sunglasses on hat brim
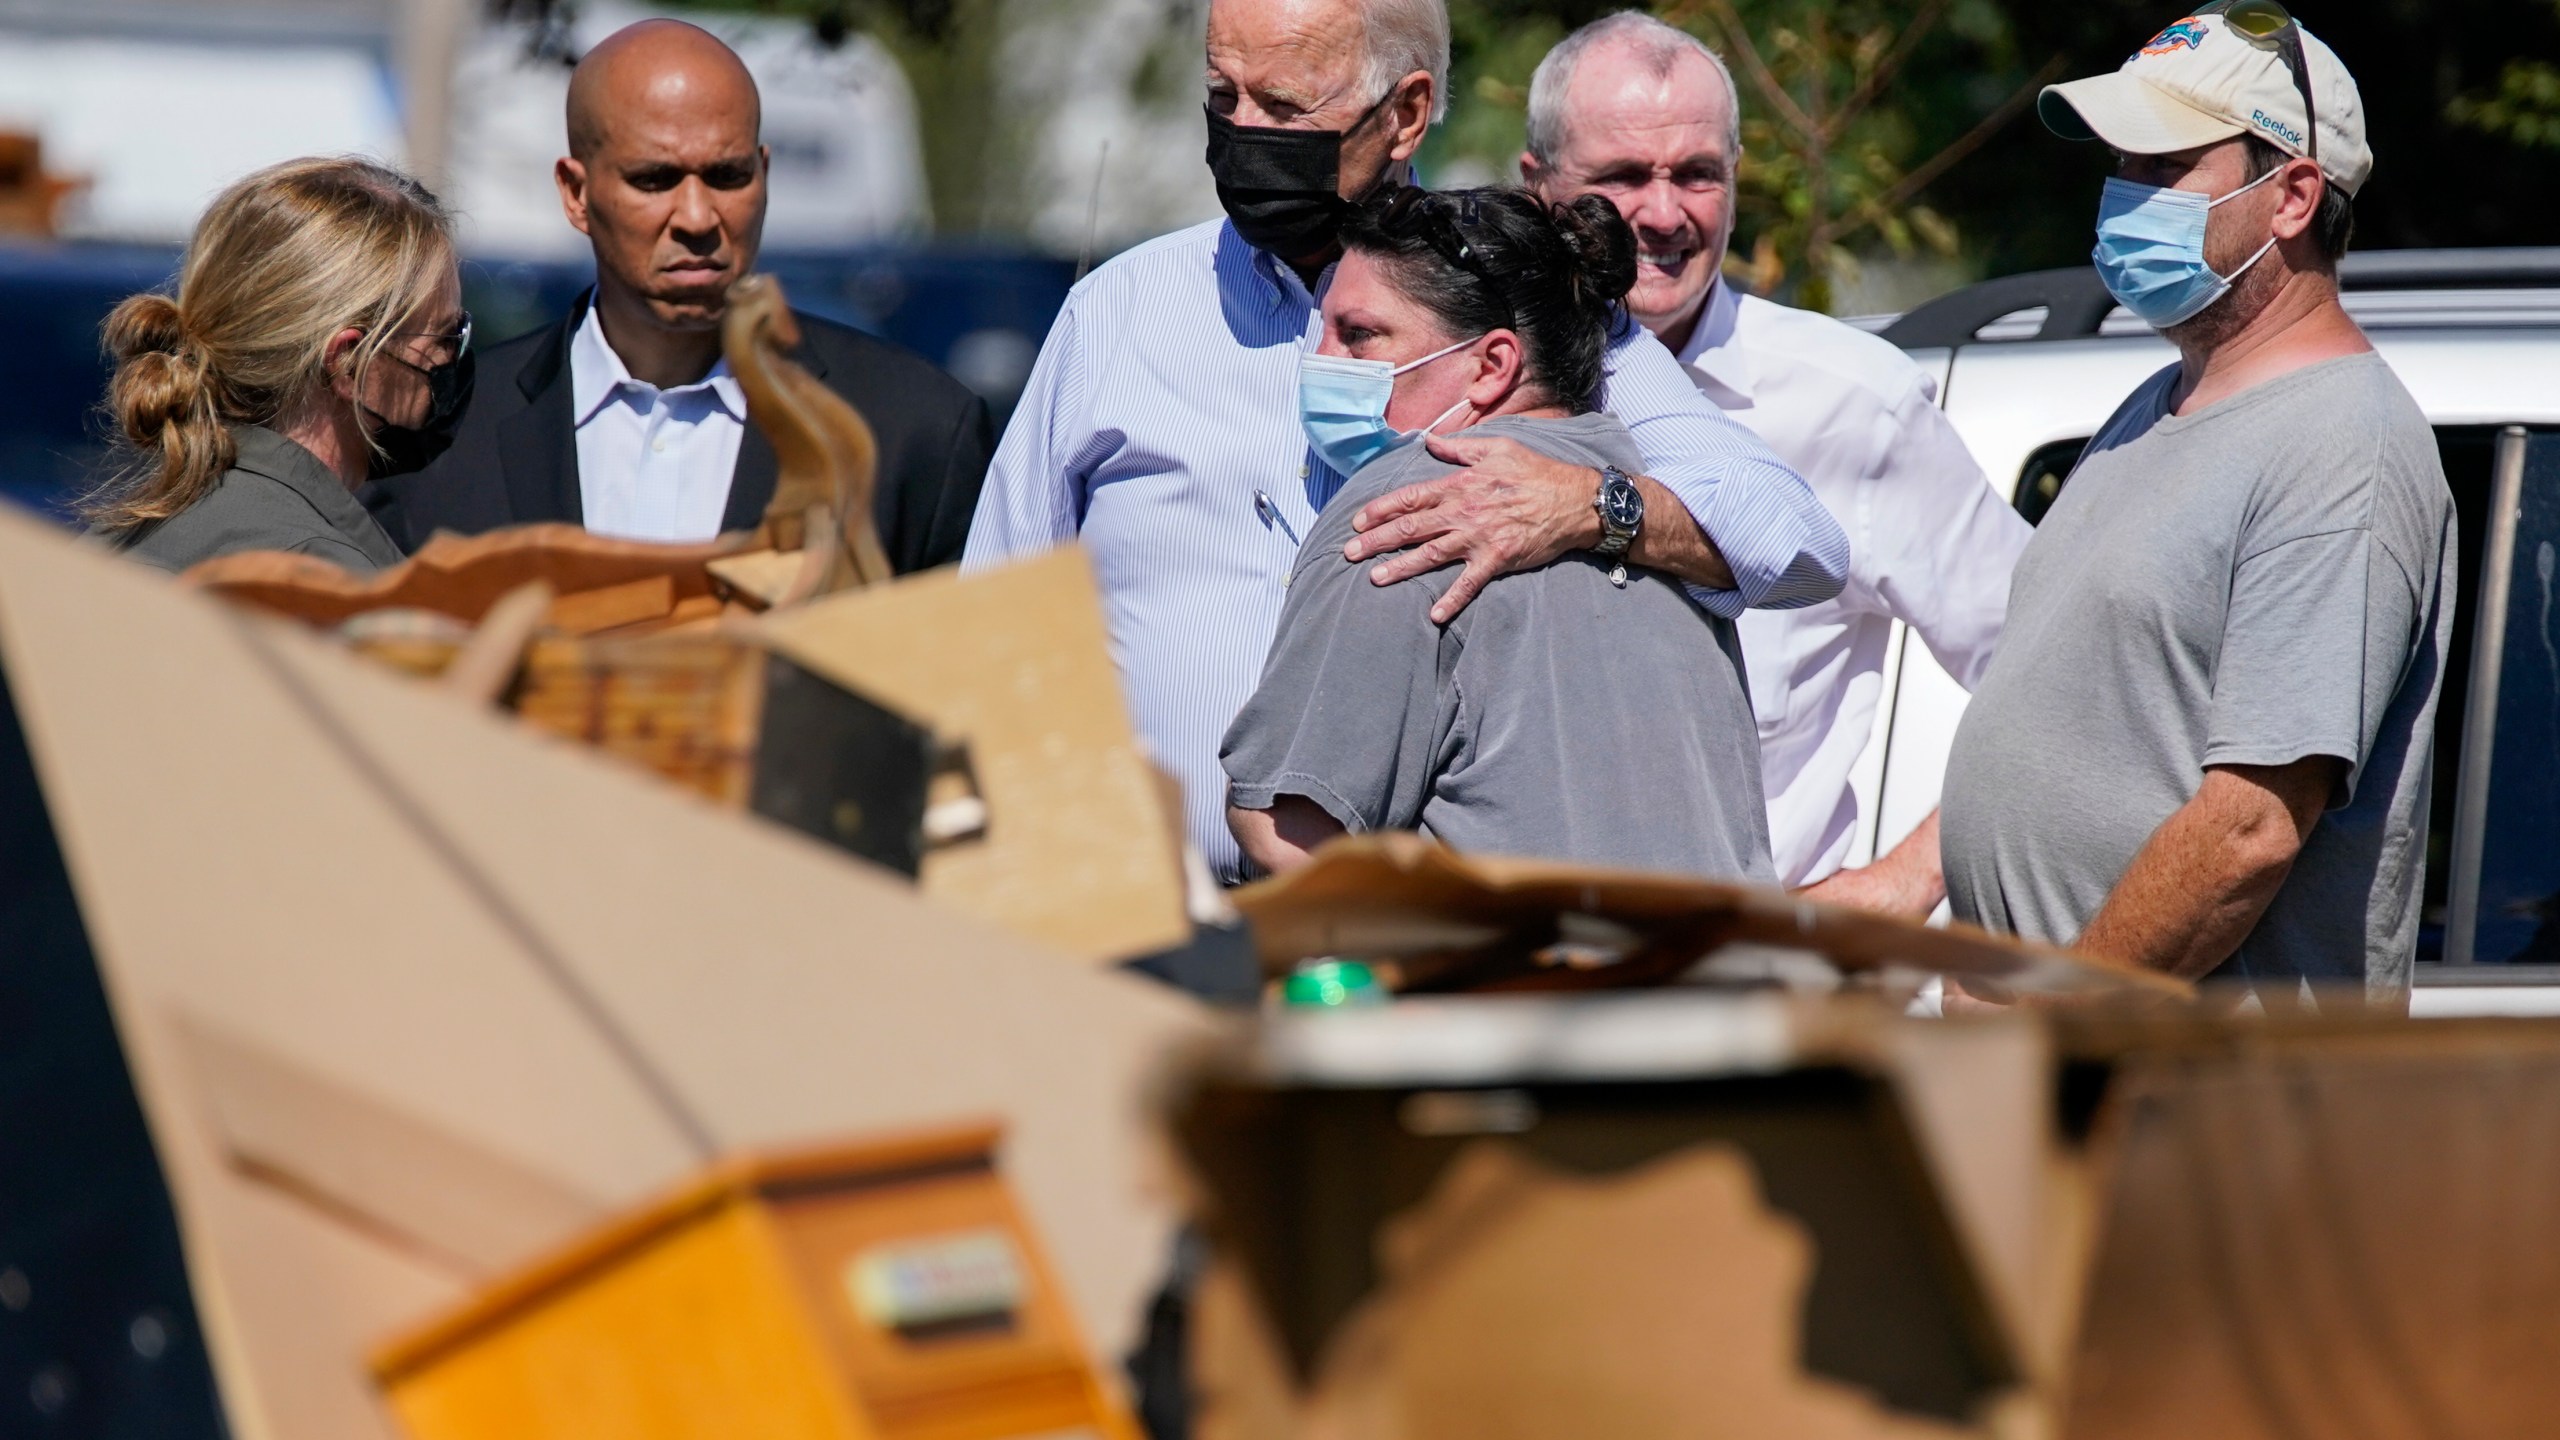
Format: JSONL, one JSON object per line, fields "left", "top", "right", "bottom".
{"left": 2196, "top": 0, "right": 2319, "bottom": 167}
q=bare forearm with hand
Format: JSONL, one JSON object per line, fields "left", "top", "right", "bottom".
{"left": 1228, "top": 795, "right": 1348, "bottom": 879}
{"left": 1345, "top": 434, "right": 1732, "bottom": 623}
{"left": 1798, "top": 811, "right": 1946, "bottom": 920}
{"left": 2071, "top": 758, "right": 2343, "bottom": 980}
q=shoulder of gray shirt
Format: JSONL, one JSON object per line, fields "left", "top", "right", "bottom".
{"left": 2091, "top": 353, "right": 2448, "bottom": 558}
{"left": 1293, "top": 413, "right": 1646, "bottom": 589}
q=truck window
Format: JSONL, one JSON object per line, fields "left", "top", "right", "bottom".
{"left": 2432, "top": 428, "right": 2560, "bottom": 965}
{"left": 2013, "top": 440, "right": 2089, "bottom": 526}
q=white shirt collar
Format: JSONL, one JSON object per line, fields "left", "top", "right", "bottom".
{"left": 1674, "top": 278, "right": 1757, "bottom": 407}
{"left": 568, "top": 296, "right": 748, "bottom": 428}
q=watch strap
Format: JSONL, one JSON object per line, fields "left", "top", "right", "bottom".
{"left": 1592, "top": 465, "right": 1637, "bottom": 559}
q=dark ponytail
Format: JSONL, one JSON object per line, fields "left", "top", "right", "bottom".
{"left": 1339, "top": 184, "right": 1641, "bottom": 410}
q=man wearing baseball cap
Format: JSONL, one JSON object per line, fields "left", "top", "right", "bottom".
{"left": 1940, "top": 5, "right": 2456, "bottom": 1004}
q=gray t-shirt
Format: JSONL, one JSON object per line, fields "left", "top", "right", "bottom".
{"left": 1221, "top": 412, "right": 1775, "bottom": 882}
{"left": 1942, "top": 354, "right": 2456, "bottom": 997}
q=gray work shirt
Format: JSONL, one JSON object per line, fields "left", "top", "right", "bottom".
{"left": 1221, "top": 411, "right": 1776, "bottom": 882}
{"left": 112, "top": 425, "right": 407, "bottom": 574}
{"left": 1942, "top": 354, "right": 2456, "bottom": 998}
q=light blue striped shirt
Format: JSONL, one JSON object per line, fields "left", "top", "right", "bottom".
{"left": 963, "top": 218, "right": 1847, "bottom": 881}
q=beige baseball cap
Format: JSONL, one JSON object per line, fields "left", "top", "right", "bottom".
{"left": 2039, "top": 10, "right": 2372, "bottom": 196}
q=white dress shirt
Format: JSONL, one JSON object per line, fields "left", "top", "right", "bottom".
{"left": 569, "top": 302, "right": 748, "bottom": 543}
{"left": 964, "top": 218, "right": 1847, "bottom": 882}
{"left": 1680, "top": 280, "right": 2032, "bottom": 886}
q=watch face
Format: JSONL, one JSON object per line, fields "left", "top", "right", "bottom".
{"left": 1601, "top": 477, "right": 1643, "bottom": 531}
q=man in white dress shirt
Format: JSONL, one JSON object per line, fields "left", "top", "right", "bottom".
{"left": 1523, "top": 11, "right": 2030, "bottom": 917}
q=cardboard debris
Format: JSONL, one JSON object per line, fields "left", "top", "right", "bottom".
{"left": 0, "top": 505, "right": 1210, "bottom": 1440}
{"left": 189, "top": 534, "right": 1191, "bottom": 966}
{"left": 760, "top": 548, "right": 1193, "bottom": 965}
{"left": 1232, "top": 832, "right": 2186, "bottom": 998}
{"left": 1172, "top": 996, "right": 2560, "bottom": 1440}
{"left": 1169, "top": 995, "right": 2043, "bottom": 1439}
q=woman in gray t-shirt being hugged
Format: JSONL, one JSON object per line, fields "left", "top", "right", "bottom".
{"left": 1222, "top": 186, "right": 1775, "bottom": 884}
{"left": 86, "top": 156, "right": 470, "bottom": 574}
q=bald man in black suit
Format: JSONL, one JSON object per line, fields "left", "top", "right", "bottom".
{"left": 369, "top": 19, "right": 988, "bottom": 569}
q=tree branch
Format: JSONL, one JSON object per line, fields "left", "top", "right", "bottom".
{"left": 1679, "top": 0, "right": 1822, "bottom": 146}
{"left": 1834, "top": 52, "right": 2068, "bottom": 245}
{"left": 1821, "top": 0, "right": 1955, "bottom": 145}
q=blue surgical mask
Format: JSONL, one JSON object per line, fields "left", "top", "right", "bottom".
{"left": 2091, "top": 170, "right": 2281, "bottom": 329}
{"left": 1298, "top": 335, "right": 1478, "bottom": 477}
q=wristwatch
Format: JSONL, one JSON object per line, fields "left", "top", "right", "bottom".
{"left": 1592, "top": 465, "right": 1642, "bottom": 560}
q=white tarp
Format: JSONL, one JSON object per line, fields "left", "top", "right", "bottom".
{"left": 444, "top": 2, "right": 930, "bottom": 258}
{"left": 0, "top": 1, "right": 926, "bottom": 253}
{"left": 0, "top": 28, "right": 405, "bottom": 242}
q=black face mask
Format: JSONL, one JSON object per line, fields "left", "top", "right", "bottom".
{"left": 1204, "top": 90, "right": 1398, "bottom": 261}
{"left": 364, "top": 346, "right": 474, "bottom": 478}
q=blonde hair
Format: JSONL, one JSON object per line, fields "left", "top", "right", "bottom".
{"left": 86, "top": 156, "right": 456, "bottom": 533}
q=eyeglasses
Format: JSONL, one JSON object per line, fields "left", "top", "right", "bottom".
{"left": 1372, "top": 187, "right": 1517, "bottom": 325}
{"left": 2198, "top": 0, "right": 2318, "bottom": 167}
{"left": 398, "top": 310, "right": 474, "bottom": 361}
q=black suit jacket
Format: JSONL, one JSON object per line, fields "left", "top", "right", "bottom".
{"left": 366, "top": 295, "right": 992, "bottom": 574}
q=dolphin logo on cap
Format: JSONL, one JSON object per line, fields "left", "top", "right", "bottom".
{"left": 2139, "top": 18, "right": 2211, "bottom": 55}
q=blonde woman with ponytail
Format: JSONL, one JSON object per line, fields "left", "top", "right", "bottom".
{"left": 87, "top": 156, "right": 470, "bottom": 572}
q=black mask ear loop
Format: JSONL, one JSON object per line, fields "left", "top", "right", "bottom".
{"left": 1339, "top": 82, "right": 1414, "bottom": 197}
{"left": 1204, "top": 80, "right": 1416, "bottom": 259}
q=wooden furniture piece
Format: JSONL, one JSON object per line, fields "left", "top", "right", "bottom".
{"left": 0, "top": 131, "right": 84, "bottom": 236}
{"left": 725, "top": 272, "right": 894, "bottom": 598}
{"left": 371, "top": 1124, "right": 1143, "bottom": 1440}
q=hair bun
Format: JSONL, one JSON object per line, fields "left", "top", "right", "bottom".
{"left": 1551, "top": 193, "right": 1639, "bottom": 312}
{"left": 103, "top": 292, "right": 215, "bottom": 448}
{"left": 104, "top": 292, "right": 189, "bottom": 362}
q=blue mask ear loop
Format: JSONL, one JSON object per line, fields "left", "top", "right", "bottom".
{"left": 1387, "top": 333, "right": 1480, "bottom": 376}
{"left": 2205, "top": 165, "right": 2285, "bottom": 285}
{"left": 1389, "top": 332, "right": 1486, "bottom": 439}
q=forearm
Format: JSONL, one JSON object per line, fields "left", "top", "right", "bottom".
{"left": 1626, "top": 474, "right": 1735, "bottom": 590}
{"left": 1797, "top": 811, "right": 1945, "bottom": 920}
{"left": 1599, "top": 312, "right": 1844, "bottom": 609}
{"left": 1543, "top": 467, "right": 1735, "bottom": 589}
{"left": 1227, "top": 795, "right": 1348, "bottom": 878}
{"left": 2073, "top": 768, "right": 2324, "bottom": 980}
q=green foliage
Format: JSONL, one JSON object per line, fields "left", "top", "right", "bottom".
{"left": 1430, "top": 0, "right": 2054, "bottom": 311}
{"left": 672, "top": 0, "right": 2560, "bottom": 267}
{"left": 2451, "top": 59, "right": 2560, "bottom": 150}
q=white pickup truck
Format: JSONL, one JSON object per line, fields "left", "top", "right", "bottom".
{"left": 1852, "top": 249, "right": 2560, "bottom": 1015}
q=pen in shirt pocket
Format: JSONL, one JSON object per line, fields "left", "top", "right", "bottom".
{"left": 1253, "top": 489, "right": 1303, "bottom": 545}
{"left": 1254, "top": 489, "right": 1304, "bottom": 589}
